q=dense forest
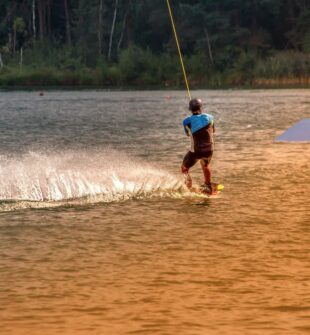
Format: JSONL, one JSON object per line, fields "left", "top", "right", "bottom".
{"left": 0, "top": 0, "right": 309, "bottom": 88}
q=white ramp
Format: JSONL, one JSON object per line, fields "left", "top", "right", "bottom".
{"left": 275, "top": 119, "right": 310, "bottom": 142}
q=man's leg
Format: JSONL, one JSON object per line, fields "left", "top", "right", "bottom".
{"left": 200, "top": 152, "right": 213, "bottom": 194}
{"left": 181, "top": 165, "right": 192, "bottom": 188}
{"left": 181, "top": 151, "right": 197, "bottom": 189}
{"left": 200, "top": 159, "right": 211, "bottom": 186}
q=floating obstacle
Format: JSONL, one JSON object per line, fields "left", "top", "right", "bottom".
{"left": 275, "top": 119, "right": 310, "bottom": 142}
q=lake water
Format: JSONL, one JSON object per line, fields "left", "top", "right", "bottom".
{"left": 0, "top": 89, "right": 309, "bottom": 335}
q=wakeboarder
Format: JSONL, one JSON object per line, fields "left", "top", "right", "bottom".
{"left": 181, "top": 98, "right": 215, "bottom": 195}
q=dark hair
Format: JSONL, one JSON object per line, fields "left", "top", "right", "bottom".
{"left": 189, "top": 98, "right": 202, "bottom": 112}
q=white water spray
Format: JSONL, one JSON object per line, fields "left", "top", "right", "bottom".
{"left": 0, "top": 150, "right": 183, "bottom": 205}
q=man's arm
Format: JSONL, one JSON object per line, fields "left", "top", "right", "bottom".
{"left": 183, "top": 118, "right": 191, "bottom": 136}
{"left": 210, "top": 115, "right": 215, "bottom": 133}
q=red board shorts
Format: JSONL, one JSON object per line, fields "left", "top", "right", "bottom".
{"left": 182, "top": 150, "right": 213, "bottom": 169}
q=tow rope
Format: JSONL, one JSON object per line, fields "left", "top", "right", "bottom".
{"left": 166, "top": 0, "right": 191, "bottom": 100}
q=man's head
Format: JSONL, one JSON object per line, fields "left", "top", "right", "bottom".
{"left": 189, "top": 98, "right": 203, "bottom": 114}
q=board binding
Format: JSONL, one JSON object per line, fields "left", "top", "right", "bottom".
{"left": 190, "top": 182, "right": 224, "bottom": 196}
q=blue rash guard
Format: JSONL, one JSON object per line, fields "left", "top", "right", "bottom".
{"left": 183, "top": 113, "right": 215, "bottom": 153}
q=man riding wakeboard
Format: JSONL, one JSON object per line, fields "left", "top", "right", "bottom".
{"left": 181, "top": 98, "right": 215, "bottom": 194}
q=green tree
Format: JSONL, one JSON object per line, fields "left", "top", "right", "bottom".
{"left": 13, "top": 17, "right": 26, "bottom": 55}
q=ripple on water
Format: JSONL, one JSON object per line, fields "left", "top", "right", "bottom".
{"left": 0, "top": 90, "right": 309, "bottom": 335}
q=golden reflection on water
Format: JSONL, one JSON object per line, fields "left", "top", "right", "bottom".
{"left": 0, "top": 90, "right": 309, "bottom": 335}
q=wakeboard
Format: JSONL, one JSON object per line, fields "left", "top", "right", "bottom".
{"left": 190, "top": 182, "right": 224, "bottom": 196}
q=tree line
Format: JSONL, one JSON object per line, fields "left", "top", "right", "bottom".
{"left": 0, "top": 0, "right": 309, "bottom": 87}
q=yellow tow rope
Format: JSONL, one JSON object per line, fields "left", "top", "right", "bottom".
{"left": 166, "top": 0, "right": 191, "bottom": 100}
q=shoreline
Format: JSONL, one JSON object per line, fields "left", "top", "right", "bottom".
{"left": 0, "top": 83, "right": 309, "bottom": 92}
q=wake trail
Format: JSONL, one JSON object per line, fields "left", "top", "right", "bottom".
{"left": 0, "top": 150, "right": 185, "bottom": 210}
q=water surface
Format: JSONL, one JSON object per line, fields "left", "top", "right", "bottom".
{"left": 0, "top": 89, "right": 309, "bottom": 335}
